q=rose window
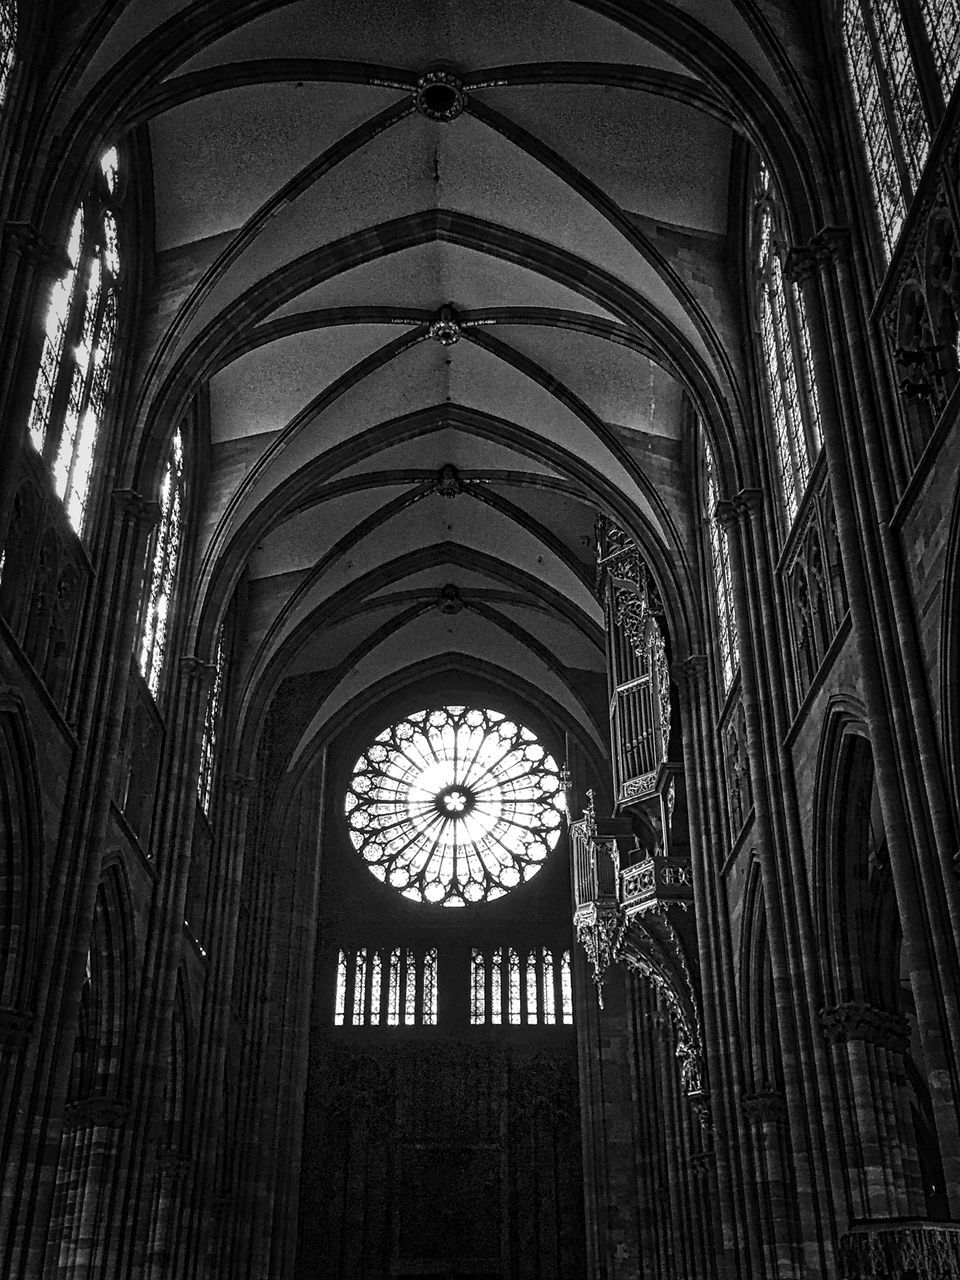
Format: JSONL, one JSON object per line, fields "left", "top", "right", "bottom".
{"left": 345, "top": 706, "right": 564, "bottom": 906}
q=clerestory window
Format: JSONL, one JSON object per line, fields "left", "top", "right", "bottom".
{"left": 702, "top": 437, "right": 739, "bottom": 692}
{"left": 335, "top": 946, "right": 438, "bottom": 1027}
{"left": 197, "top": 629, "right": 225, "bottom": 813}
{"left": 28, "top": 149, "right": 122, "bottom": 536}
{"left": 842, "top": 0, "right": 960, "bottom": 260}
{"left": 470, "top": 947, "right": 573, "bottom": 1026}
{"left": 0, "top": 1, "right": 15, "bottom": 106}
{"left": 754, "top": 164, "right": 822, "bottom": 524}
{"left": 138, "top": 428, "right": 184, "bottom": 697}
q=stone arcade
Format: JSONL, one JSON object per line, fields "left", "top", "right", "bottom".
{"left": 1, "top": 3, "right": 960, "bottom": 1278}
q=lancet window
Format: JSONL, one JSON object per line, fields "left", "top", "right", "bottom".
{"left": 702, "top": 440, "right": 739, "bottom": 691}
{"left": 470, "top": 947, "right": 573, "bottom": 1026}
{"left": 755, "top": 165, "right": 822, "bottom": 523}
{"left": 28, "top": 148, "right": 121, "bottom": 536}
{"left": 841, "top": 1, "right": 960, "bottom": 259}
{"left": 197, "top": 630, "right": 225, "bottom": 813}
{"left": 334, "top": 946, "right": 438, "bottom": 1027}
{"left": 0, "top": 1, "right": 15, "bottom": 105}
{"left": 138, "top": 428, "right": 184, "bottom": 697}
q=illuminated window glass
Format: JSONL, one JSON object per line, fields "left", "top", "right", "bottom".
{"left": 703, "top": 439, "right": 739, "bottom": 691}
{"left": 334, "top": 951, "right": 348, "bottom": 1027}
{"left": 198, "top": 630, "right": 225, "bottom": 813}
{"left": 921, "top": 1, "right": 960, "bottom": 99}
{"left": 138, "top": 429, "right": 184, "bottom": 697}
{"left": 842, "top": 0, "right": 930, "bottom": 259}
{"left": 346, "top": 706, "right": 564, "bottom": 906}
{"left": 28, "top": 151, "right": 122, "bottom": 535}
{"left": 470, "top": 948, "right": 572, "bottom": 1026}
{"left": 0, "top": 1, "right": 15, "bottom": 106}
{"left": 755, "top": 167, "right": 821, "bottom": 523}
{"left": 334, "top": 947, "right": 437, "bottom": 1027}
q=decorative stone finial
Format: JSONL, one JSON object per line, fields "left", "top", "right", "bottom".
{"left": 416, "top": 68, "right": 466, "bottom": 121}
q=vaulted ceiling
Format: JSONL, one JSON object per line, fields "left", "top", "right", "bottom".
{"left": 60, "top": 0, "right": 814, "bottom": 783}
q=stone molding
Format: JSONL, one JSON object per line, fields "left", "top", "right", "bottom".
{"left": 740, "top": 1088, "right": 788, "bottom": 1127}
{"left": 3, "top": 220, "right": 69, "bottom": 272}
{"left": 0, "top": 1006, "right": 33, "bottom": 1050}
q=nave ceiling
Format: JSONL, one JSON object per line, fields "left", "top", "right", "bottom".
{"left": 43, "top": 0, "right": 826, "bottom": 782}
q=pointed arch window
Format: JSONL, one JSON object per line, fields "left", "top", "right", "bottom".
{"left": 703, "top": 438, "right": 739, "bottom": 692}
{"left": 28, "top": 148, "right": 122, "bottom": 535}
{"left": 197, "top": 630, "right": 225, "bottom": 813}
{"left": 754, "top": 165, "right": 822, "bottom": 524}
{"left": 138, "top": 428, "right": 184, "bottom": 697}
{"left": 840, "top": 1, "right": 960, "bottom": 259}
{"left": 0, "top": 1, "right": 15, "bottom": 106}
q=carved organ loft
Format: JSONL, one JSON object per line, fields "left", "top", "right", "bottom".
{"left": 1, "top": 3, "right": 960, "bottom": 1279}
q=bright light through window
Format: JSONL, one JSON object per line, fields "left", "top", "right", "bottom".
{"left": 346, "top": 706, "right": 564, "bottom": 906}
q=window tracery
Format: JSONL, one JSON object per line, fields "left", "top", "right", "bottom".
{"left": 138, "top": 429, "right": 184, "bottom": 697}
{"left": 0, "top": 2, "right": 14, "bottom": 106}
{"left": 28, "top": 150, "right": 122, "bottom": 536}
{"left": 842, "top": 1, "right": 937, "bottom": 259}
{"left": 755, "top": 165, "right": 821, "bottom": 523}
{"left": 470, "top": 947, "right": 573, "bottom": 1026}
{"left": 702, "top": 440, "right": 739, "bottom": 691}
{"left": 334, "top": 946, "right": 438, "bottom": 1027}
{"left": 346, "top": 706, "right": 563, "bottom": 906}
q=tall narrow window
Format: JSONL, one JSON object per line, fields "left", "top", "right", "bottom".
{"left": 28, "top": 149, "right": 122, "bottom": 535}
{"left": 755, "top": 165, "right": 822, "bottom": 523}
{"left": 422, "top": 947, "right": 438, "bottom": 1026}
{"left": 842, "top": 1, "right": 931, "bottom": 258}
{"left": 921, "top": 1, "right": 960, "bottom": 100}
{"left": 0, "top": 2, "right": 15, "bottom": 106}
{"left": 470, "top": 948, "right": 572, "bottom": 1026}
{"left": 197, "top": 630, "right": 225, "bottom": 813}
{"left": 703, "top": 439, "right": 739, "bottom": 691}
{"left": 138, "top": 428, "right": 184, "bottom": 697}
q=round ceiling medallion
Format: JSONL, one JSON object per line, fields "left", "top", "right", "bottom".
{"left": 345, "top": 706, "right": 564, "bottom": 906}
{"left": 416, "top": 68, "right": 465, "bottom": 121}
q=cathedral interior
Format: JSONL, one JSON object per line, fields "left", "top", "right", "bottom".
{"left": 2, "top": 2, "right": 960, "bottom": 1278}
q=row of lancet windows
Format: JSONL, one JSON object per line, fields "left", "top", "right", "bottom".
{"left": 335, "top": 947, "right": 439, "bottom": 1027}
{"left": 470, "top": 947, "right": 573, "bottom": 1026}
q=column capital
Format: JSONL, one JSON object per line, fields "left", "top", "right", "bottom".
{"left": 670, "top": 653, "right": 709, "bottom": 691}
{"left": 713, "top": 497, "right": 738, "bottom": 530}
{"left": 112, "top": 487, "right": 161, "bottom": 528}
{"left": 179, "top": 654, "right": 217, "bottom": 688}
{"left": 4, "top": 220, "right": 69, "bottom": 274}
{"left": 734, "top": 487, "right": 764, "bottom": 516}
{"left": 224, "top": 773, "right": 256, "bottom": 799}
{"left": 820, "top": 1001, "right": 910, "bottom": 1052}
{"left": 741, "top": 1087, "right": 788, "bottom": 1127}
{"left": 785, "top": 226, "right": 851, "bottom": 282}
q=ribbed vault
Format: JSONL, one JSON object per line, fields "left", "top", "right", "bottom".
{"left": 46, "top": 0, "right": 826, "bottom": 781}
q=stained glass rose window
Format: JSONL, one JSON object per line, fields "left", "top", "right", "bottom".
{"left": 345, "top": 706, "right": 564, "bottom": 906}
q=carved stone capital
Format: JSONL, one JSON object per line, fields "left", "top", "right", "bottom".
{"left": 156, "top": 1147, "right": 193, "bottom": 1179}
{"left": 713, "top": 498, "right": 738, "bottom": 530}
{"left": 689, "top": 1091, "right": 713, "bottom": 1133}
{"left": 63, "top": 1095, "right": 130, "bottom": 1131}
{"left": 741, "top": 1088, "right": 788, "bottom": 1127}
{"left": 734, "top": 487, "right": 764, "bottom": 516}
{"left": 4, "top": 221, "right": 69, "bottom": 273}
{"left": 111, "top": 488, "right": 161, "bottom": 529}
{"left": 820, "top": 1001, "right": 910, "bottom": 1053}
{"left": 670, "top": 653, "right": 708, "bottom": 692}
{"left": 783, "top": 244, "right": 819, "bottom": 285}
{"left": 224, "top": 774, "right": 256, "bottom": 799}
{"left": 179, "top": 654, "right": 217, "bottom": 689}
{"left": 0, "top": 1007, "right": 33, "bottom": 1051}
